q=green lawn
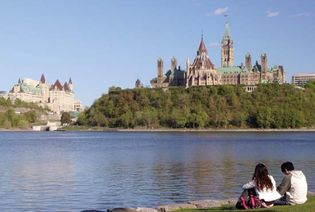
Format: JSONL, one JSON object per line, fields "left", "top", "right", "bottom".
{"left": 180, "top": 196, "right": 315, "bottom": 212}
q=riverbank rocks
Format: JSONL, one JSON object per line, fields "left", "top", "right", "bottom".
{"left": 107, "top": 208, "right": 137, "bottom": 212}
{"left": 157, "top": 203, "right": 196, "bottom": 212}
{"left": 188, "top": 199, "right": 237, "bottom": 209}
{"left": 136, "top": 207, "right": 159, "bottom": 212}
{"left": 107, "top": 208, "right": 158, "bottom": 212}
{"left": 82, "top": 210, "right": 105, "bottom": 212}
{"left": 157, "top": 199, "right": 237, "bottom": 212}
{"left": 84, "top": 193, "right": 315, "bottom": 212}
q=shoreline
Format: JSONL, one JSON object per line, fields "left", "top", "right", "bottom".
{"left": 115, "top": 128, "right": 315, "bottom": 132}
{"left": 106, "top": 192, "right": 315, "bottom": 212}
{"left": 2, "top": 127, "right": 315, "bottom": 132}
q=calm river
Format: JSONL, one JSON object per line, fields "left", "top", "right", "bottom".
{"left": 0, "top": 131, "right": 314, "bottom": 211}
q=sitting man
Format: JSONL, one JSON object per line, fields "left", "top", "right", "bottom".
{"left": 276, "top": 161, "right": 308, "bottom": 205}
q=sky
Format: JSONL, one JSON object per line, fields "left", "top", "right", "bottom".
{"left": 0, "top": 0, "right": 315, "bottom": 106}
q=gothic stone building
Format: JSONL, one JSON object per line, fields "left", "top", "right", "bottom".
{"left": 150, "top": 21, "right": 285, "bottom": 89}
{"left": 150, "top": 57, "right": 186, "bottom": 88}
{"left": 8, "top": 74, "right": 83, "bottom": 114}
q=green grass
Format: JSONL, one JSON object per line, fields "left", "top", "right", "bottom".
{"left": 179, "top": 196, "right": 315, "bottom": 212}
{"left": 58, "top": 125, "right": 115, "bottom": 131}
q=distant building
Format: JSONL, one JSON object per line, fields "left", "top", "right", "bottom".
{"left": 150, "top": 57, "right": 186, "bottom": 88}
{"left": 292, "top": 73, "right": 315, "bottom": 87}
{"left": 135, "top": 78, "right": 143, "bottom": 88}
{"left": 150, "top": 21, "right": 285, "bottom": 89}
{"left": 7, "top": 74, "right": 83, "bottom": 114}
{"left": 186, "top": 37, "right": 221, "bottom": 87}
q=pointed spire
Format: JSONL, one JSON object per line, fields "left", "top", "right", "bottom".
{"left": 224, "top": 21, "right": 231, "bottom": 38}
{"left": 68, "top": 77, "right": 72, "bottom": 84}
{"left": 51, "top": 79, "right": 63, "bottom": 91}
{"left": 186, "top": 58, "right": 190, "bottom": 65}
{"left": 192, "top": 37, "right": 214, "bottom": 70}
{"left": 63, "top": 82, "right": 71, "bottom": 92}
{"left": 198, "top": 36, "right": 208, "bottom": 55}
{"left": 40, "top": 74, "right": 46, "bottom": 84}
{"left": 135, "top": 78, "right": 143, "bottom": 88}
{"left": 18, "top": 78, "right": 21, "bottom": 84}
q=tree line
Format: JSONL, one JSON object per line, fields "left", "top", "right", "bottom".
{"left": 0, "top": 98, "right": 45, "bottom": 129}
{"left": 77, "top": 83, "right": 315, "bottom": 129}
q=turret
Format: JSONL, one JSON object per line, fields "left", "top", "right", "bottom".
{"left": 261, "top": 53, "right": 268, "bottom": 73}
{"left": 135, "top": 79, "right": 143, "bottom": 88}
{"left": 171, "top": 57, "right": 177, "bottom": 71}
{"left": 245, "top": 53, "right": 252, "bottom": 72}
{"left": 157, "top": 58, "right": 164, "bottom": 84}
{"left": 186, "top": 58, "right": 190, "bottom": 71}
{"left": 40, "top": 74, "right": 46, "bottom": 84}
{"left": 68, "top": 77, "right": 74, "bottom": 91}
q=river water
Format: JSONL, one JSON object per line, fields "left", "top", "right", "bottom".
{"left": 0, "top": 131, "right": 314, "bottom": 211}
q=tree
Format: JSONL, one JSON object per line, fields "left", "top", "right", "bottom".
{"left": 166, "top": 108, "right": 188, "bottom": 128}
{"left": 61, "top": 112, "right": 72, "bottom": 125}
{"left": 23, "top": 110, "right": 37, "bottom": 123}
{"left": 256, "top": 108, "right": 273, "bottom": 128}
{"left": 76, "top": 84, "right": 315, "bottom": 129}
{"left": 116, "top": 111, "right": 134, "bottom": 128}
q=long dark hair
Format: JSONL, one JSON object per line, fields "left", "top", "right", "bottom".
{"left": 252, "top": 163, "right": 273, "bottom": 191}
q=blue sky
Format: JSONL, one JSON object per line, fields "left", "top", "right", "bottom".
{"left": 0, "top": 0, "right": 314, "bottom": 105}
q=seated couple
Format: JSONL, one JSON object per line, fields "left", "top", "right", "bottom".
{"left": 240, "top": 162, "right": 308, "bottom": 208}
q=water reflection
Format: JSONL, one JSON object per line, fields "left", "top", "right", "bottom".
{"left": 0, "top": 132, "right": 314, "bottom": 211}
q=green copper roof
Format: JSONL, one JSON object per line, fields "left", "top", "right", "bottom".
{"left": 21, "top": 83, "right": 43, "bottom": 95}
{"left": 224, "top": 21, "right": 231, "bottom": 38}
{"left": 217, "top": 66, "right": 244, "bottom": 74}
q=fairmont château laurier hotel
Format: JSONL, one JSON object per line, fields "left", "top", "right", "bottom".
{"left": 4, "top": 74, "right": 83, "bottom": 114}
{"left": 149, "top": 21, "right": 285, "bottom": 90}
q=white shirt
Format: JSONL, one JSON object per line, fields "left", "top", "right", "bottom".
{"left": 288, "top": 170, "right": 308, "bottom": 204}
{"left": 243, "top": 175, "right": 281, "bottom": 202}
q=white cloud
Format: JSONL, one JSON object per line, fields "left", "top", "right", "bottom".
{"left": 213, "top": 7, "right": 228, "bottom": 16}
{"left": 293, "top": 12, "right": 312, "bottom": 17}
{"left": 266, "top": 10, "right": 280, "bottom": 17}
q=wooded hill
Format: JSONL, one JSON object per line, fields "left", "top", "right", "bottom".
{"left": 0, "top": 98, "right": 48, "bottom": 129}
{"left": 78, "top": 83, "right": 315, "bottom": 129}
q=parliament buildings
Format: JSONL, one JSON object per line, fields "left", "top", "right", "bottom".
{"left": 149, "top": 21, "right": 285, "bottom": 90}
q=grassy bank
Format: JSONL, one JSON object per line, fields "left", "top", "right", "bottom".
{"left": 60, "top": 125, "right": 315, "bottom": 132}
{"left": 180, "top": 195, "right": 315, "bottom": 212}
{"left": 58, "top": 125, "right": 117, "bottom": 131}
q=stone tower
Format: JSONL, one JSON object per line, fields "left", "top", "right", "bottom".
{"left": 157, "top": 58, "right": 164, "bottom": 84}
{"left": 135, "top": 79, "right": 143, "bottom": 88}
{"left": 221, "top": 21, "right": 234, "bottom": 67}
{"left": 68, "top": 77, "right": 73, "bottom": 91}
{"left": 38, "top": 73, "right": 49, "bottom": 102}
{"left": 260, "top": 53, "right": 268, "bottom": 80}
{"left": 171, "top": 57, "right": 177, "bottom": 71}
{"left": 261, "top": 53, "right": 268, "bottom": 73}
{"left": 245, "top": 53, "right": 252, "bottom": 71}
{"left": 186, "top": 58, "right": 190, "bottom": 71}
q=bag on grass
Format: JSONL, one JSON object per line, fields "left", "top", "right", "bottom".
{"left": 235, "top": 188, "right": 262, "bottom": 209}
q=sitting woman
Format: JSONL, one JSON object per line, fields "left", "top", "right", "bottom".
{"left": 242, "top": 163, "right": 281, "bottom": 208}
